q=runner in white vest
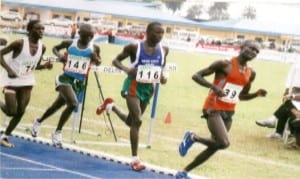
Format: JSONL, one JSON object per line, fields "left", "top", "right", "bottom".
{"left": 0, "top": 20, "right": 53, "bottom": 148}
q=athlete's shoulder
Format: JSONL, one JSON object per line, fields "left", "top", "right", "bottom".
{"left": 214, "top": 59, "right": 231, "bottom": 67}
{"left": 124, "top": 43, "right": 138, "bottom": 52}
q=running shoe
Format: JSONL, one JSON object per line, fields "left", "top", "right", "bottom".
{"left": 31, "top": 118, "right": 41, "bottom": 137}
{"left": 179, "top": 131, "right": 194, "bottom": 157}
{"left": 0, "top": 137, "right": 14, "bottom": 148}
{"left": 52, "top": 131, "right": 62, "bottom": 147}
{"left": 175, "top": 171, "right": 190, "bottom": 179}
{"left": 255, "top": 118, "right": 276, "bottom": 128}
{"left": 266, "top": 132, "right": 282, "bottom": 139}
{"left": 130, "top": 160, "right": 145, "bottom": 171}
{"left": 96, "top": 98, "right": 114, "bottom": 115}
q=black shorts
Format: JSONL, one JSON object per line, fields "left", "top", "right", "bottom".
{"left": 202, "top": 109, "right": 235, "bottom": 122}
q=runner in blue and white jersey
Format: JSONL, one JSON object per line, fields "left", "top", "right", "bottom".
{"left": 31, "top": 24, "right": 101, "bottom": 147}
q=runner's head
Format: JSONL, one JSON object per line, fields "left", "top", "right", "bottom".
{"left": 78, "top": 23, "right": 94, "bottom": 45}
{"left": 146, "top": 22, "right": 164, "bottom": 45}
{"left": 27, "top": 20, "right": 45, "bottom": 39}
{"left": 239, "top": 40, "right": 260, "bottom": 61}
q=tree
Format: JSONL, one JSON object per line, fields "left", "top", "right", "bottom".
{"left": 186, "top": 4, "right": 203, "bottom": 20}
{"left": 242, "top": 5, "right": 256, "bottom": 19}
{"left": 208, "top": 2, "right": 230, "bottom": 20}
{"left": 161, "top": 0, "right": 185, "bottom": 12}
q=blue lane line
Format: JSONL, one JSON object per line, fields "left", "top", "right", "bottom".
{"left": 0, "top": 136, "right": 174, "bottom": 179}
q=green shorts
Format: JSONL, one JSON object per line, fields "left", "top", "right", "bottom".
{"left": 121, "top": 77, "right": 154, "bottom": 104}
{"left": 55, "top": 73, "right": 85, "bottom": 95}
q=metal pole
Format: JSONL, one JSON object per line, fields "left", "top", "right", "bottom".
{"left": 94, "top": 71, "right": 117, "bottom": 142}
{"left": 78, "top": 76, "right": 89, "bottom": 133}
{"left": 146, "top": 83, "right": 160, "bottom": 148}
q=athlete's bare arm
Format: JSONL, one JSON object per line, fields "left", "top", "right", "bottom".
{"left": 52, "top": 40, "right": 73, "bottom": 63}
{"left": 0, "top": 39, "right": 23, "bottom": 78}
{"left": 112, "top": 43, "right": 137, "bottom": 77}
{"left": 192, "top": 60, "right": 229, "bottom": 97}
{"left": 92, "top": 44, "right": 101, "bottom": 66}
{"left": 239, "top": 69, "right": 267, "bottom": 100}
{"left": 36, "top": 45, "right": 53, "bottom": 70}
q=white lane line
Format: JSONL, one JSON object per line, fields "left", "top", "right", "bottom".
{"left": 0, "top": 152, "right": 100, "bottom": 179}
{"left": 1, "top": 168, "right": 56, "bottom": 171}
{"left": 7, "top": 105, "right": 300, "bottom": 171}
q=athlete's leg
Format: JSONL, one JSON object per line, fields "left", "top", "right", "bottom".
{"left": 4, "top": 87, "right": 31, "bottom": 136}
{"left": 112, "top": 104, "right": 129, "bottom": 124}
{"left": 125, "top": 95, "right": 146, "bottom": 156}
{"left": 184, "top": 111, "right": 230, "bottom": 172}
{"left": 38, "top": 94, "right": 66, "bottom": 123}
{"left": 55, "top": 85, "right": 78, "bottom": 131}
{"left": 1, "top": 88, "right": 17, "bottom": 116}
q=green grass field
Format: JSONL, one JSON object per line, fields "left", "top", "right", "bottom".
{"left": 1, "top": 33, "right": 299, "bottom": 179}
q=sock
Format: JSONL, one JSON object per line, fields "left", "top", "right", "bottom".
{"left": 106, "top": 103, "right": 115, "bottom": 110}
{"left": 1, "top": 134, "right": 8, "bottom": 139}
{"left": 36, "top": 118, "right": 41, "bottom": 123}
{"left": 132, "top": 156, "right": 139, "bottom": 162}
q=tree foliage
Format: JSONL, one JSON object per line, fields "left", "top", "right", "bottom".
{"left": 208, "top": 2, "right": 230, "bottom": 20}
{"left": 186, "top": 4, "right": 203, "bottom": 20}
{"left": 242, "top": 5, "right": 256, "bottom": 19}
{"left": 160, "top": 0, "right": 185, "bottom": 12}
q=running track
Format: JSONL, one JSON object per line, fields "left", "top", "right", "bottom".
{"left": 0, "top": 134, "right": 177, "bottom": 179}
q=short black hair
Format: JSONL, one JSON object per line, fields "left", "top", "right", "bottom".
{"left": 146, "top": 21, "right": 162, "bottom": 33}
{"left": 26, "top": 20, "right": 41, "bottom": 32}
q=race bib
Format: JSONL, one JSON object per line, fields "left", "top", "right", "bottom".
{"left": 17, "top": 60, "right": 36, "bottom": 76}
{"left": 136, "top": 65, "right": 162, "bottom": 83}
{"left": 64, "top": 55, "right": 90, "bottom": 75}
{"left": 219, "top": 82, "right": 243, "bottom": 104}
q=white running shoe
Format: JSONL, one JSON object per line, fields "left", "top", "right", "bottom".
{"left": 256, "top": 118, "right": 276, "bottom": 128}
{"left": 31, "top": 118, "right": 41, "bottom": 137}
{"left": 52, "top": 131, "right": 62, "bottom": 147}
{"left": 266, "top": 132, "right": 282, "bottom": 139}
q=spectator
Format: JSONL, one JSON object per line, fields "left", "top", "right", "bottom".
{"left": 261, "top": 93, "right": 300, "bottom": 150}
{"left": 256, "top": 58, "right": 300, "bottom": 128}
{"left": 71, "top": 24, "right": 76, "bottom": 39}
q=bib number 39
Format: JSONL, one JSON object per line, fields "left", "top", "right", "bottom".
{"left": 136, "top": 65, "right": 162, "bottom": 83}
{"left": 219, "top": 83, "right": 243, "bottom": 104}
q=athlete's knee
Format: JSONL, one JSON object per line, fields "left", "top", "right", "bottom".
{"left": 67, "top": 100, "right": 78, "bottom": 110}
{"left": 6, "top": 108, "right": 17, "bottom": 117}
{"left": 217, "top": 139, "right": 230, "bottom": 149}
{"left": 126, "top": 116, "right": 142, "bottom": 128}
{"left": 132, "top": 120, "right": 142, "bottom": 128}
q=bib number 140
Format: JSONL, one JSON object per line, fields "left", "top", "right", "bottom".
{"left": 136, "top": 65, "right": 161, "bottom": 83}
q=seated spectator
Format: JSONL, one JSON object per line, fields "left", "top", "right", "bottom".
{"left": 70, "top": 24, "right": 77, "bottom": 39}
{"left": 256, "top": 58, "right": 300, "bottom": 128}
{"left": 258, "top": 93, "right": 300, "bottom": 150}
